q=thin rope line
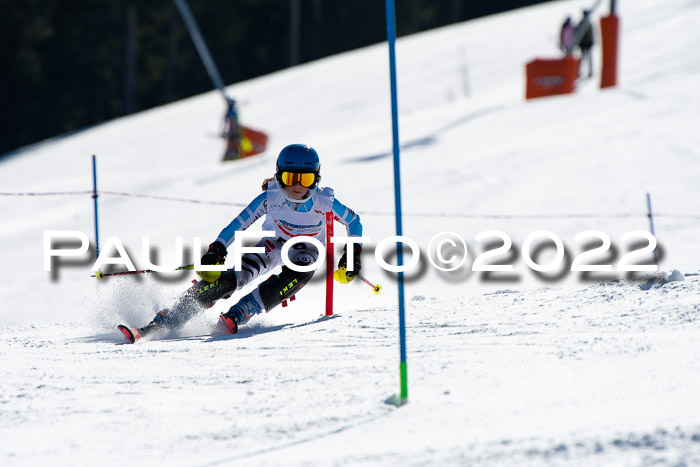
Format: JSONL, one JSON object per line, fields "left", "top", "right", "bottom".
{"left": 99, "top": 190, "right": 247, "bottom": 207}
{"left": 2, "top": 190, "right": 699, "bottom": 219}
{"left": 0, "top": 191, "right": 94, "bottom": 196}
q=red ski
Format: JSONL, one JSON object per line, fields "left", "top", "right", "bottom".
{"left": 117, "top": 325, "right": 143, "bottom": 344}
{"left": 218, "top": 314, "right": 238, "bottom": 334}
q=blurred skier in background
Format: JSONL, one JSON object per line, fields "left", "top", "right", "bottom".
{"left": 221, "top": 97, "right": 241, "bottom": 161}
{"left": 119, "top": 144, "right": 363, "bottom": 343}
{"left": 576, "top": 10, "right": 595, "bottom": 77}
{"left": 559, "top": 16, "right": 576, "bottom": 53}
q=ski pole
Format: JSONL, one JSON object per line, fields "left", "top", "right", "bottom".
{"left": 92, "top": 264, "right": 193, "bottom": 280}
{"left": 334, "top": 268, "right": 382, "bottom": 294}
{"left": 357, "top": 273, "right": 382, "bottom": 294}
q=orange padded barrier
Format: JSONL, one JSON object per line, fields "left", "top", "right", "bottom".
{"left": 600, "top": 15, "right": 620, "bottom": 89}
{"left": 525, "top": 55, "right": 580, "bottom": 100}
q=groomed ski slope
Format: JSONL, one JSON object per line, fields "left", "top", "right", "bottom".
{"left": 2, "top": 275, "right": 699, "bottom": 466}
{"left": 2, "top": 0, "right": 700, "bottom": 465}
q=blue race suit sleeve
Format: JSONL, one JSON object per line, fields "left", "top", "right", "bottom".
{"left": 332, "top": 198, "right": 362, "bottom": 237}
{"left": 215, "top": 192, "right": 268, "bottom": 248}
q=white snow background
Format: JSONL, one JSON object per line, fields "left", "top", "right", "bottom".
{"left": 2, "top": 0, "right": 700, "bottom": 465}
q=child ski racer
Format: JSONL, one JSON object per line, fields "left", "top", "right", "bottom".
{"left": 118, "top": 144, "right": 363, "bottom": 343}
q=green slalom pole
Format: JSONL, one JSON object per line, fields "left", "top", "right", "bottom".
{"left": 385, "top": 0, "right": 408, "bottom": 406}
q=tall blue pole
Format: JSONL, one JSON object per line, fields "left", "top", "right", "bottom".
{"left": 646, "top": 193, "right": 658, "bottom": 267}
{"left": 385, "top": 0, "right": 408, "bottom": 405}
{"left": 92, "top": 155, "right": 100, "bottom": 259}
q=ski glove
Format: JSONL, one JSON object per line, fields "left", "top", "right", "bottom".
{"left": 338, "top": 244, "right": 362, "bottom": 281}
{"left": 201, "top": 241, "right": 227, "bottom": 266}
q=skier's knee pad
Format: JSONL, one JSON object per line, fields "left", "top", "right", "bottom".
{"left": 258, "top": 266, "right": 314, "bottom": 311}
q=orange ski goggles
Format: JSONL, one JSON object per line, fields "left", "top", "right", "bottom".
{"left": 279, "top": 171, "right": 317, "bottom": 188}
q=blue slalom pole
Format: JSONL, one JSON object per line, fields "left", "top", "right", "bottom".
{"left": 646, "top": 193, "right": 658, "bottom": 268}
{"left": 92, "top": 155, "right": 100, "bottom": 259}
{"left": 385, "top": 0, "right": 408, "bottom": 406}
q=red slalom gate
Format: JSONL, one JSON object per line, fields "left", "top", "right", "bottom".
{"left": 325, "top": 211, "right": 334, "bottom": 316}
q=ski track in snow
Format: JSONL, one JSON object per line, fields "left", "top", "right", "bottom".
{"left": 2, "top": 275, "right": 699, "bottom": 466}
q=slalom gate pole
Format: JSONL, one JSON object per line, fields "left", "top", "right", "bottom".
{"left": 385, "top": 0, "right": 408, "bottom": 406}
{"left": 325, "top": 212, "right": 334, "bottom": 316}
{"left": 92, "top": 155, "right": 100, "bottom": 260}
{"left": 646, "top": 193, "right": 659, "bottom": 268}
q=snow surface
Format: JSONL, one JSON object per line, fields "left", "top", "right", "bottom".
{"left": 2, "top": 0, "right": 700, "bottom": 465}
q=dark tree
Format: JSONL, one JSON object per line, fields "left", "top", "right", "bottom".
{"left": 0, "top": 0, "right": 553, "bottom": 156}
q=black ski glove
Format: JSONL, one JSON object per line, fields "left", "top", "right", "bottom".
{"left": 201, "top": 241, "right": 227, "bottom": 265}
{"left": 338, "top": 244, "right": 362, "bottom": 279}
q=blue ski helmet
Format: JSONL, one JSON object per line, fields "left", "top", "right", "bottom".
{"left": 275, "top": 144, "right": 321, "bottom": 189}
